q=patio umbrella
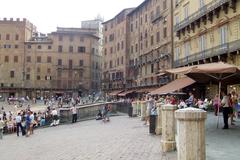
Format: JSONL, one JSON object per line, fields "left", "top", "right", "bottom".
{"left": 185, "top": 62, "right": 240, "bottom": 128}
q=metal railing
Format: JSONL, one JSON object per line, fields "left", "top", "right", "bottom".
{"left": 174, "top": 0, "right": 230, "bottom": 31}
{"left": 152, "top": 11, "right": 162, "bottom": 23}
{"left": 174, "top": 40, "right": 240, "bottom": 67}
{"left": 56, "top": 65, "right": 85, "bottom": 70}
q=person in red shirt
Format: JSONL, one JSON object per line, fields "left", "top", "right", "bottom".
{"left": 170, "top": 95, "right": 176, "bottom": 105}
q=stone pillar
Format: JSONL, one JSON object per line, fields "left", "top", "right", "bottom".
{"left": 175, "top": 107, "right": 207, "bottom": 160}
{"left": 137, "top": 101, "right": 141, "bottom": 116}
{"left": 161, "top": 104, "right": 177, "bottom": 152}
{"left": 140, "top": 101, "right": 147, "bottom": 121}
{"left": 132, "top": 101, "right": 137, "bottom": 117}
{"left": 155, "top": 103, "right": 163, "bottom": 135}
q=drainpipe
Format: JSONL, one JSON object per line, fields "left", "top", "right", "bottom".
{"left": 170, "top": 0, "right": 175, "bottom": 80}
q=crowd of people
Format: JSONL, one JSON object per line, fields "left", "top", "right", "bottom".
{"left": 0, "top": 105, "right": 60, "bottom": 139}
{"left": 139, "top": 90, "right": 240, "bottom": 130}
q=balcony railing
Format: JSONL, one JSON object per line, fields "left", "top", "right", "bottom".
{"left": 174, "top": 0, "right": 230, "bottom": 31}
{"left": 56, "top": 65, "right": 85, "bottom": 70}
{"left": 174, "top": 40, "right": 240, "bottom": 67}
{"left": 152, "top": 11, "right": 162, "bottom": 23}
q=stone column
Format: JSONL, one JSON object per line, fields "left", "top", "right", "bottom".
{"left": 131, "top": 101, "right": 137, "bottom": 117}
{"left": 140, "top": 101, "right": 147, "bottom": 121}
{"left": 175, "top": 107, "right": 207, "bottom": 160}
{"left": 161, "top": 104, "right": 177, "bottom": 152}
{"left": 155, "top": 103, "right": 163, "bottom": 135}
{"left": 137, "top": 101, "right": 141, "bottom": 116}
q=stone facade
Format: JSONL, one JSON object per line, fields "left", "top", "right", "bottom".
{"left": 174, "top": 0, "right": 240, "bottom": 66}
{"left": 102, "top": 8, "right": 133, "bottom": 91}
{"left": 0, "top": 18, "right": 101, "bottom": 98}
{"left": 127, "top": 0, "right": 173, "bottom": 89}
{"left": 173, "top": 0, "right": 240, "bottom": 97}
{"left": 102, "top": 0, "right": 174, "bottom": 92}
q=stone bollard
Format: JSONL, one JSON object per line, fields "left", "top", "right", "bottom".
{"left": 155, "top": 103, "right": 163, "bottom": 135}
{"left": 140, "top": 101, "right": 147, "bottom": 121}
{"left": 137, "top": 101, "right": 141, "bottom": 116}
{"left": 131, "top": 101, "right": 137, "bottom": 117}
{"left": 175, "top": 107, "right": 207, "bottom": 160}
{"left": 161, "top": 104, "right": 177, "bottom": 152}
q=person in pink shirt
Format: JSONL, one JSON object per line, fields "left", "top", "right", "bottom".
{"left": 213, "top": 94, "right": 221, "bottom": 116}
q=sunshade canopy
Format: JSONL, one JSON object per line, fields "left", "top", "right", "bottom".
{"left": 136, "top": 87, "right": 157, "bottom": 93}
{"left": 118, "top": 90, "right": 136, "bottom": 96}
{"left": 186, "top": 62, "right": 240, "bottom": 85}
{"left": 166, "top": 65, "right": 196, "bottom": 74}
{"left": 108, "top": 90, "right": 123, "bottom": 96}
{"left": 150, "top": 77, "right": 195, "bottom": 95}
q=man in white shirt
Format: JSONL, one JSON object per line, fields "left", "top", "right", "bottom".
{"left": 71, "top": 105, "right": 77, "bottom": 123}
{"left": 51, "top": 108, "right": 58, "bottom": 126}
{"left": 0, "top": 117, "right": 4, "bottom": 139}
{"left": 16, "top": 113, "right": 24, "bottom": 136}
{"left": 221, "top": 91, "right": 230, "bottom": 129}
{"left": 145, "top": 95, "right": 155, "bottom": 125}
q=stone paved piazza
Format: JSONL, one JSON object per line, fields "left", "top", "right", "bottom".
{"left": 0, "top": 116, "right": 176, "bottom": 160}
{"left": 1, "top": 113, "right": 240, "bottom": 160}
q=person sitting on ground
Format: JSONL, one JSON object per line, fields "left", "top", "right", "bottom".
{"left": 102, "top": 104, "right": 111, "bottom": 122}
{"left": 40, "top": 116, "right": 46, "bottom": 126}
{"left": 7, "top": 117, "right": 15, "bottom": 134}
{"left": 96, "top": 110, "right": 103, "bottom": 120}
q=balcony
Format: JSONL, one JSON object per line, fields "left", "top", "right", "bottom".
{"left": 174, "top": 0, "right": 232, "bottom": 32}
{"left": 174, "top": 40, "right": 240, "bottom": 67}
{"left": 152, "top": 12, "right": 162, "bottom": 23}
{"left": 102, "top": 78, "right": 110, "bottom": 83}
{"left": 56, "top": 65, "right": 85, "bottom": 70}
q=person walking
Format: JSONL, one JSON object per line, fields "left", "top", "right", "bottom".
{"left": 145, "top": 95, "right": 155, "bottom": 125}
{"left": 71, "top": 105, "right": 77, "bottom": 123}
{"left": 16, "top": 113, "right": 24, "bottom": 136}
{"left": 221, "top": 91, "right": 230, "bottom": 129}
{"left": 25, "top": 112, "right": 31, "bottom": 137}
{"left": 228, "top": 93, "right": 235, "bottom": 125}
{"left": 51, "top": 108, "right": 58, "bottom": 126}
{"left": 0, "top": 117, "right": 4, "bottom": 140}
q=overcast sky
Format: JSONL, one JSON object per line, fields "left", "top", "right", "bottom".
{"left": 0, "top": 0, "right": 143, "bottom": 33}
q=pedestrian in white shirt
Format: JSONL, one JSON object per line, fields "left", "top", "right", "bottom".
{"left": 16, "top": 113, "right": 24, "bottom": 136}
{"left": 221, "top": 91, "right": 230, "bottom": 129}
{"left": 71, "top": 105, "right": 77, "bottom": 123}
{"left": 0, "top": 117, "right": 4, "bottom": 139}
{"left": 51, "top": 108, "right": 59, "bottom": 126}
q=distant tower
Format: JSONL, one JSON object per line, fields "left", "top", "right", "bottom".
{"left": 81, "top": 16, "right": 104, "bottom": 56}
{"left": 81, "top": 16, "right": 104, "bottom": 93}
